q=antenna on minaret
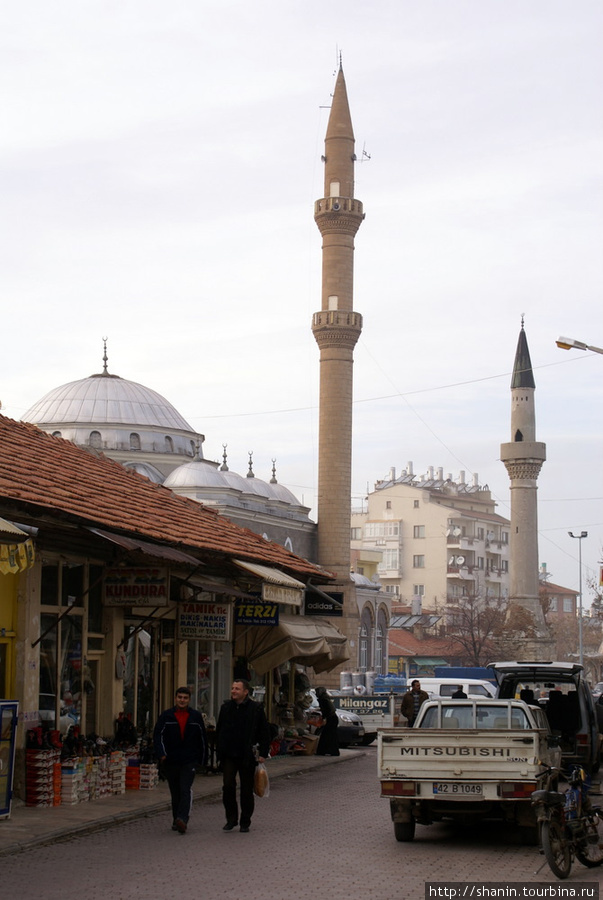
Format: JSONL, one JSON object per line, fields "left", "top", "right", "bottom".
{"left": 359, "top": 141, "right": 372, "bottom": 163}
{"left": 102, "top": 337, "right": 109, "bottom": 374}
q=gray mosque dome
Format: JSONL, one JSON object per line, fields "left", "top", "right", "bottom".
{"left": 22, "top": 348, "right": 203, "bottom": 467}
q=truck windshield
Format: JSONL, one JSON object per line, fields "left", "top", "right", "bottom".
{"left": 420, "top": 704, "right": 531, "bottom": 729}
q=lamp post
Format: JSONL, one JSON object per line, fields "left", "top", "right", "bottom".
{"left": 557, "top": 336, "right": 603, "bottom": 355}
{"left": 568, "top": 531, "right": 588, "bottom": 667}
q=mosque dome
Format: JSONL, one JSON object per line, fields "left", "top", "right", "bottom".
{"left": 164, "top": 459, "right": 229, "bottom": 490}
{"left": 23, "top": 372, "right": 194, "bottom": 432}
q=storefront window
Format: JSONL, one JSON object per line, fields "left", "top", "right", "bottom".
{"left": 123, "top": 624, "right": 155, "bottom": 735}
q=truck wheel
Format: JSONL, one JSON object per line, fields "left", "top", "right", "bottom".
{"left": 361, "top": 734, "right": 376, "bottom": 746}
{"left": 394, "top": 820, "right": 416, "bottom": 842}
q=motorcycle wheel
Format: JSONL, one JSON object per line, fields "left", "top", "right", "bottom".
{"left": 542, "top": 819, "right": 572, "bottom": 879}
{"left": 576, "top": 817, "right": 603, "bottom": 868}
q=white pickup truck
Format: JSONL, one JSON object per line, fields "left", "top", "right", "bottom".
{"left": 378, "top": 698, "right": 561, "bottom": 842}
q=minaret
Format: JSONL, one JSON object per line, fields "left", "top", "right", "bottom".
{"left": 312, "top": 64, "right": 363, "bottom": 582}
{"left": 500, "top": 321, "right": 552, "bottom": 654}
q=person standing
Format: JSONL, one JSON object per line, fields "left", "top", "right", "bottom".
{"left": 315, "top": 686, "right": 340, "bottom": 756}
{"left": 216, "top": 679, "right": 271, "bottom": 833}
{"left": 153, "top": 686, "right": 207, "bottom": 834}
{"left": 400, "top": 679, "right": 430, "bottom": 726}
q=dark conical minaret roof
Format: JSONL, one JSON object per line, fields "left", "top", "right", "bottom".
{"left": 511, "top": 323, "right": 536, "bottom": 390}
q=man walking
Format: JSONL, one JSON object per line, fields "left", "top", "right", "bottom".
{"left": 153, "top": 686, "right": 207, "bottom": 834}
{"left": 401, "top": 679, "right": 429, "bottom": 726}
{"left": 216, "top": 679, "right": 271, "bottom": 833}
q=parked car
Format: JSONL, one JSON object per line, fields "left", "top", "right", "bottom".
{"left": 488, "top": 661, "right": 602, "bottom": 774}
{"left": 591, "top": 682, "right": 603, "bottom": 701}
{"left": 307, "top": 689, "right": 365, "bottom": 747}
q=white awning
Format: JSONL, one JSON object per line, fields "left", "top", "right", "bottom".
{"left": 234, "top": 560, "right": 305, "bottom": 607}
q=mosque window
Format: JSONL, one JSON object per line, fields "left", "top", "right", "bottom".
{"left": 164, "top": 436, "right": 174, "bottom": 453}
{"left": 329, "top": 181, "right": 340, "bottom": 197}
{"left": 52, "top": 431, "right": 62, "bottom": 438}
{"left": 130, "top": 433, "right": 141, "bottom": 450}
{"left": 89, "top": 431, "right": 102, "bottom": 449}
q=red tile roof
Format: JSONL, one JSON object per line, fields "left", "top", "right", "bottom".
{"left": 0, "top": 415, "right": 330, "bottom": 581}
{"left": 388, "top": 628, "right": 465, "bottom": 658}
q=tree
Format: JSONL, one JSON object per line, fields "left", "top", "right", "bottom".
{"left": 444, "top": 591, "right": 508, "bottom": 666}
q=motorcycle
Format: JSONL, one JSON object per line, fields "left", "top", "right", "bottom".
{"left": 531, "top": 765, "right": 603, "bottom": 879}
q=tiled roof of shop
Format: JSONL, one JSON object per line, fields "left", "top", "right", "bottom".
{"left": 387, "top": 628, "right": 466, "bottom": 658}
{"left": 0, "top": 415, "right": 329, "bottom": 580}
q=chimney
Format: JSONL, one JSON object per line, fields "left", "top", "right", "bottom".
{"left": 389, "top": 466, "right": 396, "bottom": 482}
{"left": 473, "top": 473, "right": 479, "bottom": 487}
{"left": 428, "top": 466, "right": 434, "bottom": 480}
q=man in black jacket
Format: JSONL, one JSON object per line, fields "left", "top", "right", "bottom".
{"left": 216, "top": 679, "right": 270, "bottom": 833}
{"left": 153, "top": 686, "right": 207, "bottom": 834}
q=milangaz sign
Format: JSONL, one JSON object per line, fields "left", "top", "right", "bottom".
{"left": 103, "top": 567, "right": 169, "bottom": 607}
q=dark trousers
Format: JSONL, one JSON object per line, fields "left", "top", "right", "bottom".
{"left": 164, "top": 761, "right": 196, "bottom": 824}
{"left": 317, "top": 714, "right": 339, "bottom": 756}
{"left": 221, "top": 757, "right": 256, "bottom": 826}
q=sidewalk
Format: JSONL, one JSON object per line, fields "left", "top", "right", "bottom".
{"left": 0, "top": 749, "right": 365, "bottom": 857}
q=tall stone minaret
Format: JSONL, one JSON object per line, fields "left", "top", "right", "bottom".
{"left": 311, "top": 65, "right": 363, "bottom": 667}
{"left": 312, "top": 65, "right": 363, "bottom": 579}
{"left": 500, "top": 321, "right": 552, "bottom": 655}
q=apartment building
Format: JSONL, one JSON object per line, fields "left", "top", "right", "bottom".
{"left": 351, "top": 463, "right": 510, "bottom": 612}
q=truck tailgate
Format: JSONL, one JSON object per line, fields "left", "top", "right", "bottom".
{"left": 379, "top": 728, "right": 541, "bottom": 781}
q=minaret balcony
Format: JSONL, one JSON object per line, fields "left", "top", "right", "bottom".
{"left": 314, "top": 197, "right": 364, "bottom": 236}
{"left": 314, "top": 197, "right": 363, "bottom": 216}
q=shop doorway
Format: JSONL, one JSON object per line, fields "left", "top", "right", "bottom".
{"left": 123, "top": 622, "right": 157, "bottom": 738}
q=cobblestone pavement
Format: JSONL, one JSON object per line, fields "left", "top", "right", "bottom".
{"left": 2, "top": 749, "right": 602, "bottom": 900}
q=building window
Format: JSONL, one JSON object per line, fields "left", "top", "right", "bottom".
{"left": 413, "top": 500, "right": 419, "bottom": 508}
{"left": 563, "top": 598, "right": 574, "bottom": 613}
{"left": 413, "top": 584, "right": 425, "bottom": 596}
{"left": 501, "top": 560, "right": 508, "bottom": 573}
{"left": 413, "top": 555, "right": 425, "bottom": 568}
{"left": 52, "top": 431, "right": 62, "bottom": 438}
{"left": 477, "top": 557, "right": 484, "bottom": 569}
{"left": 385, "top": 585, "right": 400, "bottom": 596}
{"left": 385, "top": 501, "right": 391, "bottom": 509}
{"left": 379, "top": 549, "right": 399, "bottom": 572}
{"left": 502, "top": 532, "right": 509, "bottom": 544}
{"left": 365, "top": 522, "right": 400, "bottom": 538}
{"left": 548, "top": 597, "right": 558, "bottom": 612}
{"left": 477, "top": 528, "right": 484, "bottom": 540}
{"left": 413, "top": 525, "right": 425, "bottom": 539}
{"left": 351, "top": 528, "right": 362, "bottom": 541}
{"left": 130, "top": 433, "right": 141, "bottom": 450}
{"left": 89, "top": 431, "right": 102, "bottom": 449}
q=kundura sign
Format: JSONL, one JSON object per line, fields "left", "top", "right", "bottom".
{"left": 103, "top": 567, "right": 169, "bottom": 607}
{"left": 177, "top": 599, "right": 231, "bottom": 642}
{"left": 234, "top": 600, "right": 279, "bottom": 626}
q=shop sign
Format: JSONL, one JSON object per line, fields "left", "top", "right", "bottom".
{"left": 177, "top": 600, "right": 231, "bottom": 641}
{"left": 303, "top": 591, "right": 343, "bottom": 617}
{"left": 262, "top": 583, "right": 302, "bottom": 607}
{"left": 103, "top": 567, "right": 169, "bottom": 607}
{"left": 234, "top": 601, "right": 279, "bottom": 626}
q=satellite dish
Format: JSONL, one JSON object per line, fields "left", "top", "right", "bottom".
{"left": 456, "top": 556, "right": 466, "bottom": 565}
{"left": 453, "top": 527, "right": 462, "bottom": 536}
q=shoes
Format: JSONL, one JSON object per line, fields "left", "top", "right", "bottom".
{"left": 223, "top": 822, "right": 237, "bottom": 831}
{"left": 175, "top": 818, "right": 187, "bottom": 834}
{"left": 171, "top": 821, "right": 179, "bottom": 832}
{"left": 240, "top": 825, "right": 250, "bottom": 833}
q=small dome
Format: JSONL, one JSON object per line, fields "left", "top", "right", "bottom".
{"left": 23, "top": 373, "right": 194, "bottom": 432}
{"left": 123, "top": 462, "right": 165, "bottom": 484}
{"left": 164, "top": 460, "right": 227, "bottom": 490}
{"left": 266, "top": 482, "right": 302, "bottom": 505}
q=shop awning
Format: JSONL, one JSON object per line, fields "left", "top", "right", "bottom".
{"left": 87, "top": 527, "right": 204, "bottom": 567}
{"left": 234, "top": 560, "right": 305, "bottom": 608}
{"left": 0, "top": 518, "right": 30, "bottom": 541}
{"left": 234, "top": 612, "right": 349, "bottom": 675}
{"left": 413, "top": 657, "right": 448, "bottom": 666}
{"left": 178, "top": 572, "right": 256, "bottom": 601}
{"left": 0, "top": 519, "right": 36, "bottom": 573}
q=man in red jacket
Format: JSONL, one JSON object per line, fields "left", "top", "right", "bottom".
{"left": 153, "top": 686, "right": 207, "bottom": 834}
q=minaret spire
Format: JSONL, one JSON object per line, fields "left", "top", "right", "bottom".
{"left": 500, "top": 320, "right": 551, "bottom": 655}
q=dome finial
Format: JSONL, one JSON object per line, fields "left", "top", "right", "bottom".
{"left": 247, "top": 451, "right": 254, "bottom": 478}
{"left": 270, "top": 458, "right": 277, "bottom": 484}
{"left": 102, "top": 336, "right": 109, "bottom": 375}
{"left": 220, "top": 443, "right": 229, "bottom": 471}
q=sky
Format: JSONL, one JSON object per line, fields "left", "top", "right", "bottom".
{"left": 1, "top": 1, "right": 601, "bottom": 601}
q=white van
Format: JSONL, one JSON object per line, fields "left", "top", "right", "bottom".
{"left": 415, "top": 677, "right": 495, "bottom": 700}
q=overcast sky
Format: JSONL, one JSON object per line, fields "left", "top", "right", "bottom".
{"left": 1, "top": 2, "right": 601, "bottom": 601}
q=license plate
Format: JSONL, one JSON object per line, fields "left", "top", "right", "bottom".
{"left": 433, "top": 782, "right": 483, "bottom": 795}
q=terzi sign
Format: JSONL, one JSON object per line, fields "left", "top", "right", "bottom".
{"left": 235, "top": 600, "right": 279, "bottom": 626}
{"left": 103, "top": 567, "right": 169, "bottom": 607}
{"left": 177, "top": 599, "right": 231, "bottom": 642}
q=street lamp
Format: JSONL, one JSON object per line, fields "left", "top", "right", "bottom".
{"left": 568, "top": 531, "right": 588, "bottom": 667}
{"left": 556, "top": 336, "right": 603, "bottom": 355}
